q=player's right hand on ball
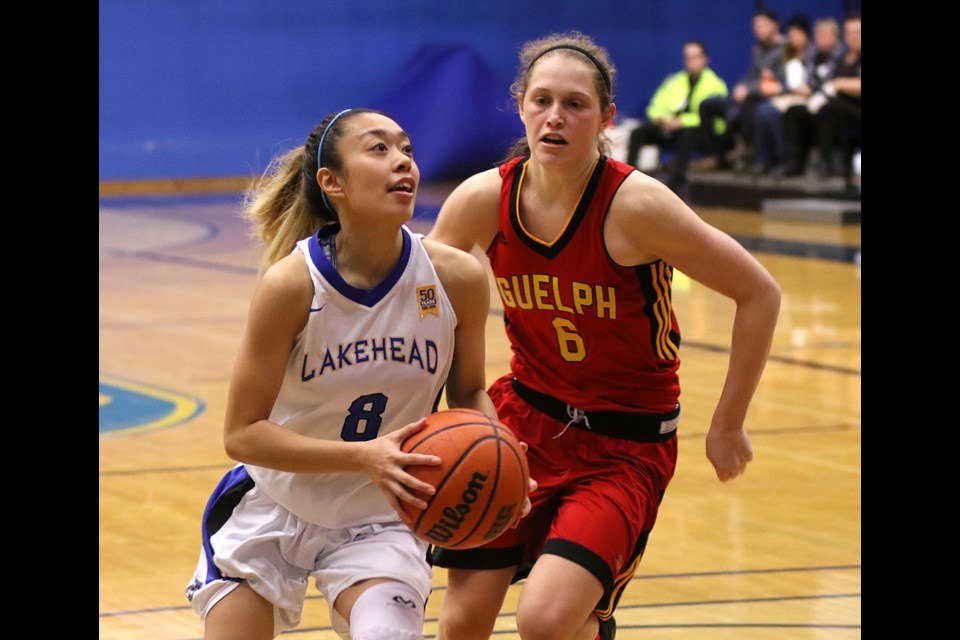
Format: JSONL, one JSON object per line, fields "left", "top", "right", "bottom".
{"left": 361, "top": 418, "right": 441, "bottom": 524}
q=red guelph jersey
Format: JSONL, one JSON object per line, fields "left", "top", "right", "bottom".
{"left": 487, "top": 155, "right": 681, "bottom": 413}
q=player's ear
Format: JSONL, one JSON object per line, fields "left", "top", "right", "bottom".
{"left": 317, "top": 168, "right": 344, "bottom": 198}
{"left": 601, "top": 102, "right": 616, "bottom": 131}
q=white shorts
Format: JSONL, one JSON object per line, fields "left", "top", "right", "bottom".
{"left": 185, "top": 465, "right": 432, "bottom": 637}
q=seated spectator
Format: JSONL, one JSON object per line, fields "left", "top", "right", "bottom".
{"left": 752, "top": 13, "right": 816, "bottom": 174}
{"left": 699, "top": 8, "right": 785, "bottom": 171}
{"left": 625, "top": 40, "right": 728, "bottom": 190}
{"left": 815, "top": 12, "right": 860, "bottom": 181}
{"left": 782, "top": 17, "right": 845, "bottom": 175}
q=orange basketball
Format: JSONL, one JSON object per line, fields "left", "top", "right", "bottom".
{"left": 400, "top": 408, "right": 529, "bottom": 550}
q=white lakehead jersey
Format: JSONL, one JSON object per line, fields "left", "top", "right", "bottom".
{"left": 245, "top": 224, "right": 456, "bottom": 528}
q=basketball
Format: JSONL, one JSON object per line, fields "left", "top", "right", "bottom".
{"left": 400, "top": 408, "right": 529, "bottom": 550}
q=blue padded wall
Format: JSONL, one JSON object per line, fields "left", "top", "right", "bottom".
{"left": 100, "top": 0, "right": 850, "bottom": 182}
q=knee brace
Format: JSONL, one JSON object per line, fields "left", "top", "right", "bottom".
{"left": 348, "top": 581, "right": 425, "bottom": 640}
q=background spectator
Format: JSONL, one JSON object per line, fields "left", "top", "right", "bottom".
{"left": 783, "top": 17, "right": 845, "bottom": 175}
{"left": 699, "top": 8, "right": 785, "bottom": 172}
{"left": 625, "top": 40, "right": 729, "bottom": 190}
{"left": 815, "top": 12, "right": 860, "bottom": 181}
{"left": 752, "top": 14, "right": 815, "bottom": 175}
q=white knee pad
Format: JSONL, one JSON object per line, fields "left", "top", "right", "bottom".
{"left": 348, "top": 581, "right": 425, "bottom": 640}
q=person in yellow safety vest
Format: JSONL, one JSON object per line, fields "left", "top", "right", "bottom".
{"left": 626, "top": 40, "right": 728, "bottom": 191}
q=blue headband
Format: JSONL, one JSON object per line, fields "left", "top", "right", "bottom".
{"left": 317, "top": 108, "right": 353, "bottom": 213}
{"left": 317, "top": 108, "right": 354, "bottom": 169}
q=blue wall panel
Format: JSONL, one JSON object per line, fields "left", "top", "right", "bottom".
{"left": 99, "top": 0, "right": 850, "bottom": 182}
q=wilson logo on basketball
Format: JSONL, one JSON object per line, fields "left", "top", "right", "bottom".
{"left": 399, "top": 408, "right": 529, "bottom": 550}
{"left": 482, "top": 504, "right": 518, "bottom": 541}
{"left": 425, "top": 471, "right": 490, "bottom": 544}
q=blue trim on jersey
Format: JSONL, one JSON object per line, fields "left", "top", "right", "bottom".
{"left": 201, "top": 465, "right": 254, "bottom": 585}
{"left": 306, "top": 224, "right": 413, "bottom": 307}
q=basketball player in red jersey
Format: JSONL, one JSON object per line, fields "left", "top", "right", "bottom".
{"left": 428, "top": 32, "right": 781, "bottom": 640}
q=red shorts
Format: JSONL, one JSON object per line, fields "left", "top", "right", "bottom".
{"left": 433, "top": 374, "right": 679, "bottom": 618}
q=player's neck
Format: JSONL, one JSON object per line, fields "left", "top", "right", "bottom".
{"left": 524, "top": 152, "right": 598, "bottom": 206}
{"left": 334, "top": 224, "right": 405, "bottom": 291}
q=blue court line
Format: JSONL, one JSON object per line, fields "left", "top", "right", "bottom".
{"left": 99, "top": 194, "right": 243, "bottom": 208}
{"left": 99, "top": 420, "right": 859, "bottom": 477}
{"left": 681, "top": 339, "right": 861, "bottom": 376}
{"left": 99, "top": 207, "right": 223, "bottom": 253}
{"left": 264, "top": 594, "right": 866, "bottom": 637}
{"left": 621, "top": 592, "right": 860, "bottom": 609}
{"left": 105, "top": 234, "right": 861, "bottom": 270}
{"left": 100, "top": 188, "right": 861, "bottom": 263}
{"left": 490, "top": 624, "right": 860, "bottom": 635}
{"left": 626, "top": 564, "right": 860, "bottom": 581}
{"left": 102, "top": 248, "right": 259, "bottom": 275}
{"left": 586, "top": 623, "right": 860, "bottom": 631}
{"left": 736, "top": 236, "right": 860, "bottom": 264}
{"left": 102, "top": 247, "right": 861, "bottom": 378}
{"left": 502, "top": 311, "right": 861, "bottom": 377}
{"left": 679, "top": 423, "right": 859, "bottom": 439}
{"left": 100, "top": 564, "right": 859, "bottom": 618}
{"left": 100, "top": 193, "right": 439, "bottom": 223}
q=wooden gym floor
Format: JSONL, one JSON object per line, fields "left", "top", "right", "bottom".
{"left": 99, "top": 183, "right": 861, "bottom": 639}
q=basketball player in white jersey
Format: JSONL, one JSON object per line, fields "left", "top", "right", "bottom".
{"left": 185, "top": 109, "right": 497, "bottom": 640}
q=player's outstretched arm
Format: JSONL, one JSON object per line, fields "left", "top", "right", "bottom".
{"left": 608, "top": 173, "right": 781, "bottom": 482}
